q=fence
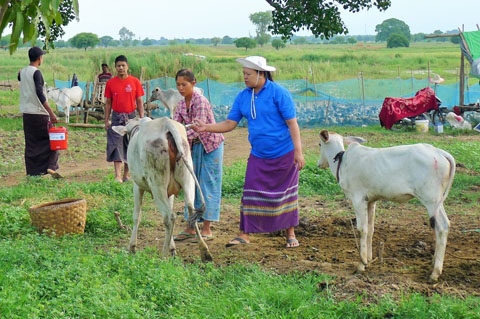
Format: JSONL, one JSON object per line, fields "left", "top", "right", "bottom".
{"left": 55, "top": 76, "right": 480, "bottom": 127}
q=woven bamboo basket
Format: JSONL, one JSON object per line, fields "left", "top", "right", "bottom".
{"left": 29, "top": 198, "right": 87, "bottom": 237}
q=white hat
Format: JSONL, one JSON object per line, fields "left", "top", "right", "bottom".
{"left": 236, "top": 56, "right": 276, "bottom": 72}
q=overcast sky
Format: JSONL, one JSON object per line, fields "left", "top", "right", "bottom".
{"left": 60, "top": 0, "right": 479, "bottom": 40}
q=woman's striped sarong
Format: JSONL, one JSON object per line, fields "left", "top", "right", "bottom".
{"left": 239, "top": 150, "right": 299, "bottom": 233}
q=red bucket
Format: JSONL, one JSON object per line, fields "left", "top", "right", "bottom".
{"left": 48, "top": 126, "right": 68, "bottom": 150}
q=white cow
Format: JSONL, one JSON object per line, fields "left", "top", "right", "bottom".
{"left": 113, "top": 117, "right": 212, "bottom": 261}
{"left": 149, "top": 87, "right": 204, "bottom": 119}
{"left": 317, "top": 130, "right": 455, "bottom": 281}
{"left": 46, "top": 86, "right": 83, "bottom": 123}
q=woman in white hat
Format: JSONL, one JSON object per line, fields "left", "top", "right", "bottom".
{"left": 193, "top": 56, "right": 305, "bottom": 248}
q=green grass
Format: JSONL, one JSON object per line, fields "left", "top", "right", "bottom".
{"left": 0, "top": 42, "right": 474, "bottom": 88}
{"left": 1, "top": 126, "right": 480, "bottom": 317}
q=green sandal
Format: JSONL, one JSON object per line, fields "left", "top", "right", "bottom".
{"left": 173, "top": 232, "right": 195, "bottom": 241}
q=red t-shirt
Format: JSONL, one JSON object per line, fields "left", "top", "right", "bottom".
{"left": 105, "top": 76, "right": 145, "bottom": 113}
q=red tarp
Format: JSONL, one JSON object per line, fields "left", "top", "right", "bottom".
{"left": 379, "top": 87, "right": 438, "bottom": 129}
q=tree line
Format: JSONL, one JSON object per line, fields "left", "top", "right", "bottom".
{"left": 0, "top": 1, "right": 462, "bottom": 53}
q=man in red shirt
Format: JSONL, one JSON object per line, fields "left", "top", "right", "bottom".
{"left": 104, "top": 55, "right": 145, "bottom": 183}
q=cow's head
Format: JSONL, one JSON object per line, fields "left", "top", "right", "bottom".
{"left": 45, "top": 86, "right": 60, "bottom": 100}
{"left": 112, "top": 117, "right": 152, "bottom": 137}
{"left": 317, "top": 130, "right": 366, "bottom": 168}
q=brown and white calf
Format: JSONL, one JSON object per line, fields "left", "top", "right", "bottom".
{"left": 113, "top": 117, "right": 212, "bottom": 261}
{"left": 317, "top": 130, "right": 455, "bottom": 281}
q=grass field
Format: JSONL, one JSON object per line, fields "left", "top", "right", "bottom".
{"left": 1, "top": 116, "right": 480, "bottom": 317}
{"left": 0, "top": 42, "right": 474, "bottom": 86}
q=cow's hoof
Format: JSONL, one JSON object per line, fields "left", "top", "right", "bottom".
{"left": 356, "top": 262, "right": 366, "bottom": 273}
{"left": 429, "top": 273, "right": 440, "bottom": 282}
{"left": 201, "top": 249, "right": 213, "bottom": 262}
{"left": 129, "top": 246, "right": 136, "bottom": 254}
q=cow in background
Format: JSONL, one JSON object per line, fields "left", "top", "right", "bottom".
{"left": 46, "top": 86, "right": 83, "bottom": 123}
{"left": 149, "top": 87, "right": 204, "bottom": 119}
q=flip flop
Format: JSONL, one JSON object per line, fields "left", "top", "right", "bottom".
{"left": 47, "top": 169, "right": 63, "bottom": 179}
{"left": 286, "top": 238, "right": 299, "bottom": 248}
{"left": 193, "top": 234, "right": 214, "bottom": 242}
{"left": 173, "top": 232, "right": 195, "bottom": 241}
{"left": 225, "top": 237, "right": 249, "bottom": 247}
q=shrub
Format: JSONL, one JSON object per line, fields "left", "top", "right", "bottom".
{"left": 387, "top": 33, "right": 410, "bottom": 48}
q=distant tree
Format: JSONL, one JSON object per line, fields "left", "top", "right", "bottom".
{"left": 0, "top": 0, "right": 79, "bottom": 53}
{"left": 111, "top": 40, "right": 120, "bottom": 47}
{"left": 330, "top": 36, "right": 345, "bottom": 44}
{"left": 250, "top": 11, "right": 272, "bottom": 46}
{"left": 142, "top": 38, "right": 153, "bottom": 46}
{"left": 387, "top": 33, "right": 409, "bottom": 48}
{"left": 222, "top": 35, "right": 234, "bottom": 44}
{"left": 169, "top": 39, "right": 178, "bottom": 46}
{"left": 346, "top": 37, "right": 357, "bottom": 44}
{"left": 54, "top": 40, "right": 67, "bottom": 48}
{"left": 71, "top": 32, "right": 99, "bottom": 51}
{"left": 412, "top": 33, "right": 426, "bottom": 42}
{"left": 119, "top": 27, "right": 135, "bottom": 46}
{"left": 271, "top": 38, "right": 286, "bottom": 50}
{"left": 211, "top": 37, "right": 221, "bottom": 46}
{"left": 450, "top": 35, "right": 460, "bottom": 44}
{"left": 256, "top": 33, "right": 271, "bottom": 46}
{"left": 100, "top": 35, "right": 114, "bottom": 47}
{"left": 0, "top": 34, "right": 10, "bottom": 48}
{"left": 375, "top": 18, "right": 411, "bottom": 42}
{"left": 431, "top": 30, "right": 448, "bottom": 42}
{"left": 265, "top": 0, "right": 391, "bottom": 40}
{"left": 234, "top": 37, "right": 257, "bottom": 51}
{"left": 292, "top": 37, "right": 308, "bottom": 45}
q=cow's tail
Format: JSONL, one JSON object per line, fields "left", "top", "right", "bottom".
{"left": 430, "top": 149, "right": 456, "bottom": 229}
{"left": 166, "top": 120, "right": 206, "bottom": 228}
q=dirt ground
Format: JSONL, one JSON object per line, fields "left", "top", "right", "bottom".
{"left": 3, "top": 127, "right": 480, "bottom": 300}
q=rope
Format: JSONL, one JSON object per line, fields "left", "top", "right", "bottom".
{"left": 349, "top": 218, "right": 360, "bottom": 253}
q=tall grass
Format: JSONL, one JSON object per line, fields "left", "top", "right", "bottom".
{"left": 0, "top": 42, "right": 470, "bottom": 87}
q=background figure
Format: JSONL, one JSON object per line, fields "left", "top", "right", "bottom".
{"left": 98, "top": 63, "right": 112, "bottom": 82}
{"left": 18, "top": 46, "right": 62, "bottom": 179}
{"left": 193, "top": 56, "right": 305, "bottom": 248}
{"left": 173, "top": 69, "right": 224, "bottom": 241}
{"left": 104, "top": 55, "right": 144, "bottom": 183}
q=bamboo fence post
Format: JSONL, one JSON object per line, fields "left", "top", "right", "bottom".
{"left": 411, "top": 69, "right": 414, "bottom": 93}
{"left": 305, "top": 73, "right": 308, "bottom": 108}
{"left": 360, "top": 71, "right": 365, "bottom": 112}
{"left": 206, "top": 78, "right": 211, "bottom": 103}
{"left": 427, "top": 60, "right": 430, "bottom": 87}
{"left": 311, "top": 66, "right": 317, "bottom": 98}
{"left": 146, "top": 81, "right": 151, "bottom": 117}
{"left": 398, "top": 66, "right": 402, "bottom": 96}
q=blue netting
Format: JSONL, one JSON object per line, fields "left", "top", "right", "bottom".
{"left": 53, "top": 77, "right": 480, "bottom": 127}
